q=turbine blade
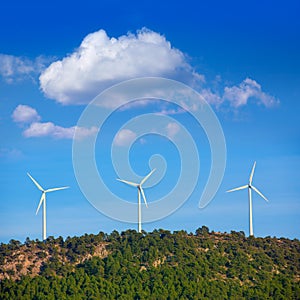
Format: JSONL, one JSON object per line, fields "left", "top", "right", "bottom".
{"left": 27, "top": 173, "right": 44, "bottom": 191}
{"left": 252, "top": 185, "right": 268, "bottom": 202}
{"left": 140, "top": 187, "right": 148, "bottom": 208}
{"left": 140, "top": 168, "right": 156, "bottom": 185}
{"left": 36, "top": 193, "right": 45, "bottom": 215}
{"left": 45, "top": 186, "right": 69, "bottom": 193}
{"left": 117, "top": 178, "right": 139, "bottom": 187}
{"left": 249, "top": 161, "right": 256, "bottom": 184}
{"left": 226, "top": 185, "right": 248, "bottom": 193}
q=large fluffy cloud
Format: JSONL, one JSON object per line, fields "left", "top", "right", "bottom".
{"left": 39, "top": 28, "right": 279, "bottom": 110}
{"left": 39, "top": 28, "right": 195, "bottom": 105}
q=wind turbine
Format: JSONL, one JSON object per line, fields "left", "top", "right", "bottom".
{"left": 117, "top": 169, "right": 156, "bottom": 233}
{"left": 227, "top": 162, "right": 268, "bottom": 236}
{"left": 27, "top": 173, "right": 69, "bottom": 241}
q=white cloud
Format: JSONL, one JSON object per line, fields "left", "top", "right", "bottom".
{"left": 74, "top": 126, "right": 99, "bottom": 140}
{"left": 199, "top": 89, "right": 222, "bottom": 107}
{"left": 0, "top": 54, "right": 50, "bottom": 83}
{"left": 113, "top": 123, "right": 180, "bottom": 147}
{"left": 12, "top": 104, "right": 41, "bottom": 123}
{"left": 139, "top": 137, "right": 147, "bottom": 145}
{"left": 23, "top": 122, "right": 72, "bottom": 138}
{"left": 223, "top": 78, "right": 279, "bottom": 108}
{"left": 39, "top": 28, "right": 200, "bottom": 105}
{"left": 0, "top": 148, "right": 24, "bottom": 160}
{"left": 23, "top": 122, "right": 97, "bottom": 140}
{"left": 0, "top": 54, "right": 34, "bottom": 78}
{"left": 114, "top": 129, "right": 137, "bottom": 146}
{"left": 112, "top": 123, "right": 181, "bottom": 147}
{"left": 37, "top": 28, "right": 278, "bottom": 111}
{"left": 166, "top": 122, "right": 180, "bottom": 138}
{"left": 12, "top": 104, "right": 97, "bottom": 140}
{"left": 2, "top": 30, "right": 279, "bottom": 115}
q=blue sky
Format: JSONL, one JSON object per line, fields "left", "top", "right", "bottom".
{"left": 0, "top": 0, "right": 299, "bottom": 243}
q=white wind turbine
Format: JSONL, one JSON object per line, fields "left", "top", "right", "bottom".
{"left": 27, "top": 173, "right": 69, "bottom": 241}
{"left": 117, "top": 169, "right": 156, "bottom": 233}
{"left": 227, "top": 162, "right": 268, "bottom": 236}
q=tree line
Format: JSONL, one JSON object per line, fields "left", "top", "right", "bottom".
{"left": 0, "top": 227, "right": 299, "bottom": 299}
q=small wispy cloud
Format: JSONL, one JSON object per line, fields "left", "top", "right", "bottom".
{"left": 12, "top": 104, "right": 41, "bottom": 124}
{"left": 23, "top": 122, "right": 73, "bottom": 139}
{"left": 74, "top": 126, "right": 99, "bottom": 140}
{"left": 156, "top": 107, "right": 186, "bottom": 116}
{"left": 23, "top": 122, "right": 98, "bottom": 140}
{"left": 113, "top": 129, "right": 137, "bottom": 146}
{"left": 150, "top": 81, "right": 277, "bottom": 115}
{"left": 166, "top": 122, "right": 180, "bottom": 138}
{"left": 12, "top": 105, "right": 97, "bottom": 140}
{"left": 0, "top": 148, "right": 24, "bottom": 160}
{"left": 113, "top": 122, "right": 181, "bottom": 147}
{"left": 223, "top": 78, "right": 279, "bottom": 108}
{"left": 0, "top": 54, "right": 51, "bottom": 83}
{"left": 199, "top": 89, "right": 222, "bottom": 107}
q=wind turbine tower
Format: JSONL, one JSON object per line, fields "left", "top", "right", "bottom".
{"left": 27, "top": 173, "right": 69, "bottom": 241}
{"left": 117, "top": 169, "right": 155, "bottom": 233}
{"left": 227, "top": 162, "right": 268, "bottom": 236}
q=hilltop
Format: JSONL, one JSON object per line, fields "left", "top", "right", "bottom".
{"left": 0, "top": 227, "right": 299, "bottom": 299}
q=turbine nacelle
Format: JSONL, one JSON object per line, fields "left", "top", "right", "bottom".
{"left": 117, "top": 168, "right": 156, "bottom": 232}
{"left": 117, "top": 168, "right": 156, "bottom": 207}
{"left": 227, "top": 162, "right": 268, "bottom": 202}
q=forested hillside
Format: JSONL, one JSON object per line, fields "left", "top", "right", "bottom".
{"left": 0, "top": 227, "right": 299, "bottom": 299}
